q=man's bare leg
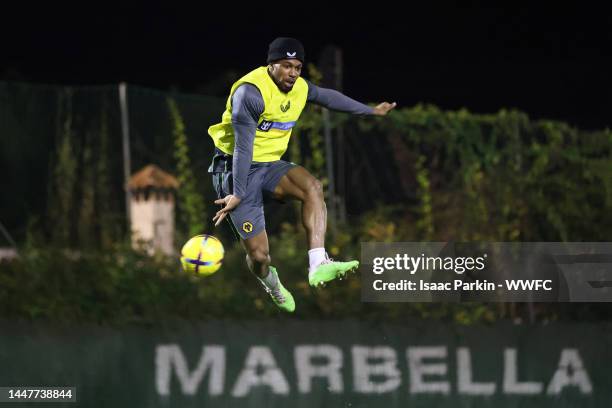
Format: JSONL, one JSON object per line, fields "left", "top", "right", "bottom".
{"left": 274, "top": 166, "right": 359, "bottom": 286}
{"left": 242, "top": 229, "right": 271, "bottom": 279}
{"left": 242, "top": 229, "right": 295, "bottom": 312}
{"left": 273, "top": 166, "right": 326, "bottom": 249}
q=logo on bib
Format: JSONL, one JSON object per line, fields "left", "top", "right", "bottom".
{"left": 280, "top": 100, "right": 291, "bottom": 113}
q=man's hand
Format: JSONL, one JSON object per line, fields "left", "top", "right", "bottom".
{"left": 213, "top": 195, "right": 242, "bottom": 226}
{"left": 372, "top": 102, "right": 397, "bottom": 116}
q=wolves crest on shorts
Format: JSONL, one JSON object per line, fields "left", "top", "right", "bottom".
{"left": 242, "top": 222, "right": 254, "bottom": 233}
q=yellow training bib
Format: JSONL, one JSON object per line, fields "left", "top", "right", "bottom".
{"left": 208, "top": 66, "right": 308, "bottom": 162}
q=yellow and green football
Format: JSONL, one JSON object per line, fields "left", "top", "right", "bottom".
{"left": 180, "top": 234, "right": 224, "bottom": 276}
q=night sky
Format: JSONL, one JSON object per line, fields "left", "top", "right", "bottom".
{"left": 3, "top": 5, "right": 611, "bottom": 129}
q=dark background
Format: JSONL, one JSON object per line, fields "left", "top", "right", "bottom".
{"left": 2, "top": 5, "right": 611, "bottom": 129}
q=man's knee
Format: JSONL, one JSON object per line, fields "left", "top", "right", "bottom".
{"left": 304, "top": 178, "right": 324, "bottom": 201}
{"left": 246, "top": 247, "right": 270, "bottom": 265}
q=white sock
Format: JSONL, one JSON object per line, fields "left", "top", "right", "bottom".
{"left": 308, "top": 248, "right": 327, "bottom": 273}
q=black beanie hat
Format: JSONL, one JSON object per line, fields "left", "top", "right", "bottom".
{"left": 267, "top": 37, "right": 305, "bottom": 63}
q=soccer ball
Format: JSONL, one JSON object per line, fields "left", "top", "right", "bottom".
{"left": 180, "top": 234, "right": 224, "bottom": 276}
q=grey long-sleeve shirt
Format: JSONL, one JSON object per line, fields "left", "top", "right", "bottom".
{"left": 231, "top": 80, "right": 375, "bottom": 199}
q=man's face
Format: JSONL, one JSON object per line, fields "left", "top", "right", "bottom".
{"left": 268, "top": 59, "right": 303, "bottom": 93}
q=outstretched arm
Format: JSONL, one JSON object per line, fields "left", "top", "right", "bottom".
{"left": 306, "top": 80, "right": 396, "bottom": 116}
{"left": 213, "top": 83, "right": 264, "bottom": 226}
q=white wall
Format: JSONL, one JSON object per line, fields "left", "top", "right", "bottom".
{"left": 130, "top": 197, "right": 175, "bottom": 255}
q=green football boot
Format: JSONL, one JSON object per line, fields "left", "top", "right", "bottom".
{"left": 261, "top": 266, "right": 295, "bottom": 313}
{"left": 308, "top": 258, "right": 360, "bottom": 287}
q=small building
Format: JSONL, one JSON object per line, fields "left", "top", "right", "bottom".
{"left": 128, "top": 165, "right": 179, "bottom": 255}
{"left": 0, "top": 248, "right": 18, "bottom": 261}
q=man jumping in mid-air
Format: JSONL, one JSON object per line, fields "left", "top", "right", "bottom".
{"left": 208, "top": 37, "right": 396, "bottom": 312}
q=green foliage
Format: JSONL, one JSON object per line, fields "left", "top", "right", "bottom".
{"left": 44, "top": 92, "right": 123, "bottom": 250}
{"left": 4, "top": 240, "right": 608, "bottom": 324}
{"left": 77, "top": 130, "right": 96, "bottom": 248}
{"left": 167, "top": 97, "right": 207, "bottom": 238}
{"left": 48, "top": 90, "right": 77, "bottom": 246}
{"left": 367, "top": 104, "right": 612, "bottom": 241}
{"left": 415, "top": 155, "right": 434, "bottom": 240}
{"left": 96, "top": 100, "right": 117, "bottom": 249}
{"left": 0, "top": 241, "right": 500, "bottom": 323}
